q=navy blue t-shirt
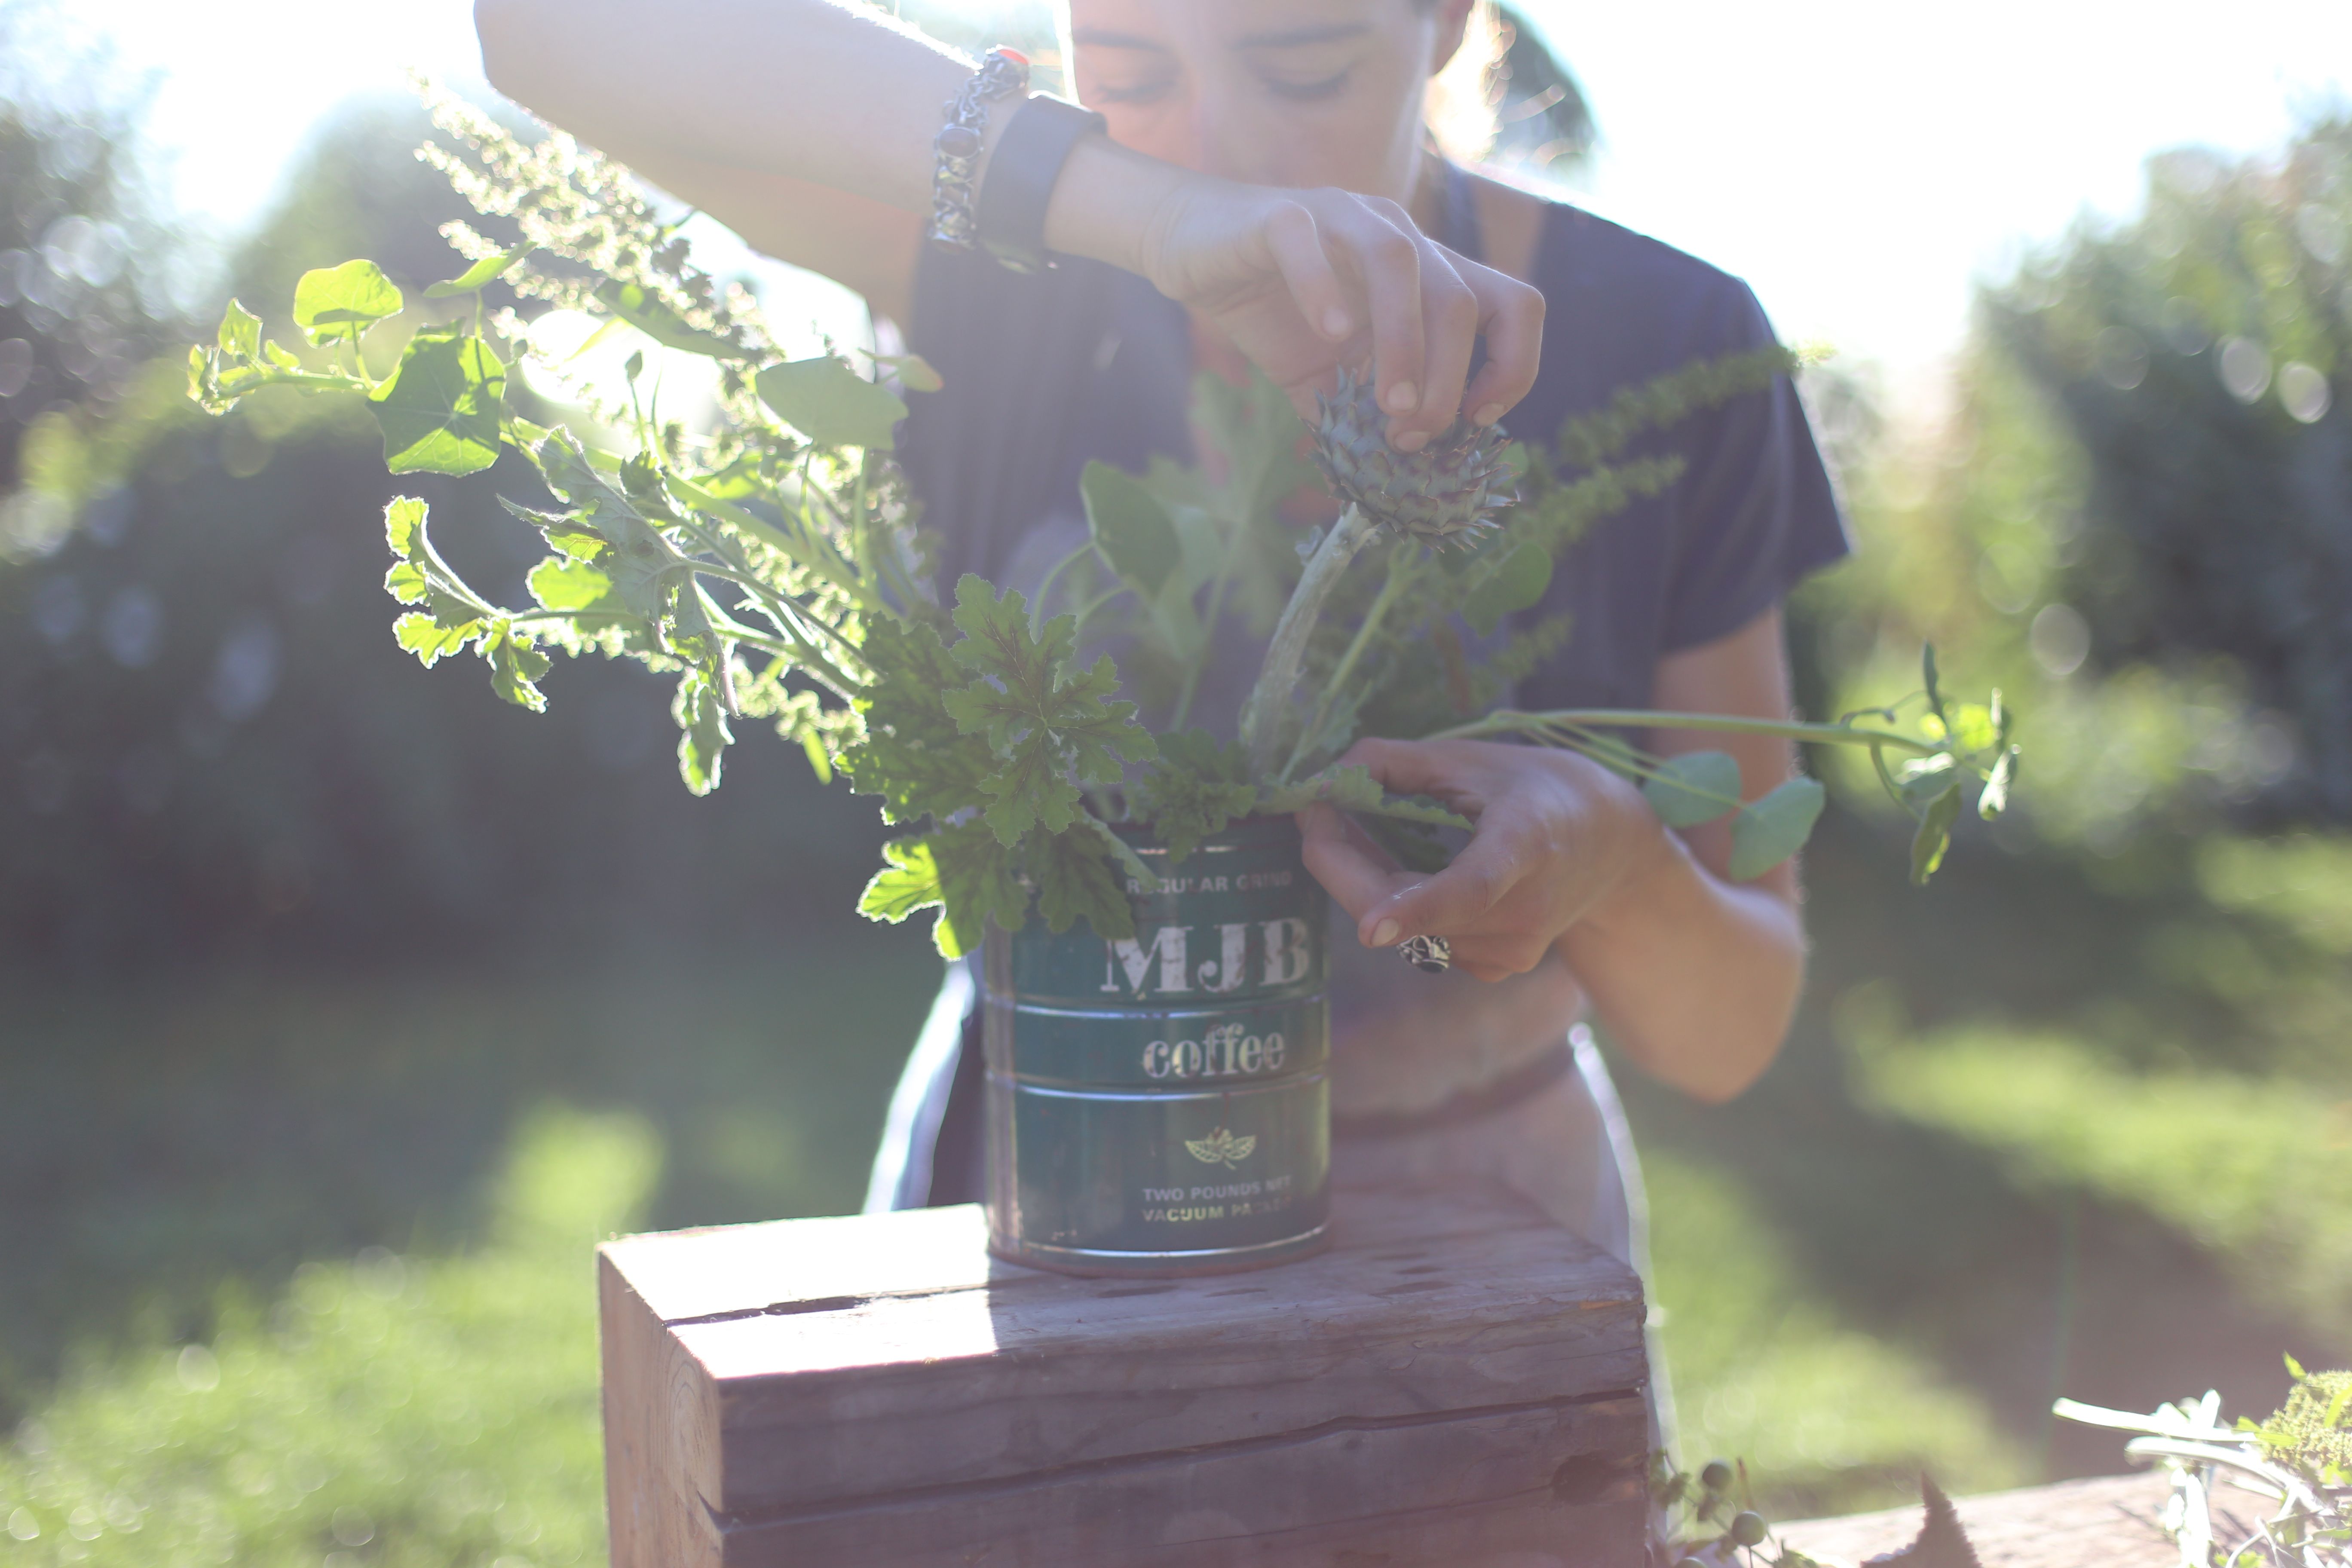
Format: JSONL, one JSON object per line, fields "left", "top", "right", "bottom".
{"left": 899, "top": 170, "right": 1849, "bottom": 715}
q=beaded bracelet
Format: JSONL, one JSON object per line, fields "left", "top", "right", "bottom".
{"left": 928, "top": 47, "right": 1031, "bottom": 254}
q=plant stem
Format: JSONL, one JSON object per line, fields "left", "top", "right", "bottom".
{"left": 1427, "top": 707, "right": 1944, "bottom": 755}
{"left": 1240, "top": 504, "right": 1378, "bottom": 778}
{"left": 1280, "top": 544, "right": 1409, "bottom": 783}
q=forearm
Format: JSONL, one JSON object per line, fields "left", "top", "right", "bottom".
{"left": 476, "top": 0, "right": 966, "bottom": 211}
{"left": 1560, "top": 821, "right": 1807, "bottom": 1103}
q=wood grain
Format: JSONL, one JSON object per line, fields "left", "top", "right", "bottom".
{"left": 600, "top": 1179, "right": 1652, "bottom": 1568}
{"left": 1775, "top": 1470, "right": 2259, "bottom": 1568}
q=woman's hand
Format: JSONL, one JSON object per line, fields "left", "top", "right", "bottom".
{"left": 1296, "top": 738, "right": 1671, "bottom": 982}
{"left": 1048, "top": 142, "right": 1543, "bottom": 451}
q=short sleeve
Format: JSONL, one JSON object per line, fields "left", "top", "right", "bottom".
{"left": 1658, "top": 282, "right": 1850, "bottom": 652}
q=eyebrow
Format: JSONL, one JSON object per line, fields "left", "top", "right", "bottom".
{"left": 1069, "top": 22, "right": 1370, "bottom": 53}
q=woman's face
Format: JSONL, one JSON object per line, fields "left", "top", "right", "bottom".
{"left": 1066, "top": 0, "right": 1471, "bottom": 205}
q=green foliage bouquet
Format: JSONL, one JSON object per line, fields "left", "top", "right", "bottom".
{"left": 187, "top": 90, "right": 2017, "bottom": 957}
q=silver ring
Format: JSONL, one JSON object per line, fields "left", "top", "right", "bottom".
{"left": 1397, "top": 934, "right": 1451, "bottom": 973}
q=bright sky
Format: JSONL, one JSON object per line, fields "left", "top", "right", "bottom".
{"left": 50, "top": 0, "right": 2352, "bottom": 407}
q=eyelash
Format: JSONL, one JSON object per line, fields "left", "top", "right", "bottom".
{"left": 1265, "top": 70, "right": 1350, "bottom": 102}
{"left": 1087, "top": 70, "right": 1351, "bottom": 106}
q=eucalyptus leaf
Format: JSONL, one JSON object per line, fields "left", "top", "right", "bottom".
{"left": 756, "top": 356, "right": 907, "bottom": 450}
{"left": 1728, "top": 776, "right": 1826, "bottom": 881}
{"left": 1642, "top": 749, "right": 1741, "bottom": 827}
{"left": 369, "top": 327, "right": 507, "bottom": 476}
{"left": 424, "top": 243, "right": 535, "bottom": 298}
{"left": 1081, "top": 459, "right": 1181, "bottom": 597}
{"left": 293, "top": 260, "right": 404, "bottom": 345}
{"left": 1463, "top": 540, "right": 1553, "bottom": 635}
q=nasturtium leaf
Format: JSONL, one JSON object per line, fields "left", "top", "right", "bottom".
{"left": 1728, "top": 775, "right": 1826, "bottom": 881}
{"left": 1025, "top": 828, "right": 1134, "bottom": 939}
{"left": 860, "top": 836, "right": 944, "bottom": 925}
{"left": 591, "top": 279, "right": 750, "bottom": 358}
{"left": 424, "top": 243, "right": 535, "bottom": 298}
{"left": 671, "top": 666, "right": 733, "bottom": 796}
{"left": 1910, "top": 780, "right": 1963, "bottom": 885}
{"left": 756, "top": 356, "right": 907, "bottom": 450}
{"left": 1081, "top": 459, "right": 1181, "bottom": 597}
{"left": 1979, "top": 745, "right": 2020, "bottom": 821}
{"left": 527, "top": 555, "right": 619, "bottom": 612}
{"left": 1464, "top": 540, "right": 1554, "bottom": 635}
{"left": 370, "top": 326, "right": 507, "bottom": 476}
{"left": 874, "top": 352, "right": 944, "bottom": 392}
{"left": 293, "top": 260, "right": 404, "bottom": 345}
{"left": 218, "top": 298, "right": 262, "bottom": 361}
{"left": 1642, "top": 750, "right": 1742, "bottom": 828}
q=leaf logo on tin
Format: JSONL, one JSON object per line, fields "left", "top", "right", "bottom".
{"left": 1184, "top": 1127, "right": 1257, "bottom": 1169}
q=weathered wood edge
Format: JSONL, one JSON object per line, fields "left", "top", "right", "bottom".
{"left": 712, "top": 1391, "right": 1652, "bottom": 1568}
{"left": 600, "top": 1248, "right": 726, "bottom": 1568}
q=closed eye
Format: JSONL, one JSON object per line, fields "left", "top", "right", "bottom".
{"left": 1090, "top": 75, "right": 1178, "bottom": 106}
{"left": 1262, "top": 70, "right": 1351, "bottom": 102}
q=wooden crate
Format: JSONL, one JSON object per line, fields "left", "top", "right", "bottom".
{"left": 598, "top": 1179, "right": 1651, "bottom": 1567}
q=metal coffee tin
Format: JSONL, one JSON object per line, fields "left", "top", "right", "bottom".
{"left": 981, "top": 816, "right": 1331, "bottom": 1276}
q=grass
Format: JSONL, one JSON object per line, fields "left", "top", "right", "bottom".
{"left": 1645, "top": 1152, "right": 2024, "bottom": 1519}
{"left": 0, "top": 1107, "right": 648, "bottom": 1566}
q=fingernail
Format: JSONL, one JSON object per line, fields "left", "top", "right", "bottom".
{"left": 1369, "top": 918, "right": 1400, "bottom": 947}
{"left": 1392, "top": 429, "right": 1429, "bottom": 453}
{"left": 1385, "top": 380, "right": 1418, "bottom": 413}
{"left": 1322, "top": 306, "right": 1351, "bottom": 338}
{"left": 1473, "top": 402, "right": 1504, "bottom": 426}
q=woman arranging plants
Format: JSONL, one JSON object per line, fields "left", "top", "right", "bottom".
{"left": 461, "top": 0, "right": 1853, "bottom": 1279}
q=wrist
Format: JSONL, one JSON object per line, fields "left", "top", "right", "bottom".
{"left": 1041, "top": 135, "right": 1200, "bottom": 278}
{"left": 1579, "top": 784, "right": 1686, "bottom": 941}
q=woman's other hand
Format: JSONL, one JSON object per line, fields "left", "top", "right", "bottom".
{"left": 1297, "top": 738, "right": 1663, "bottom": 983}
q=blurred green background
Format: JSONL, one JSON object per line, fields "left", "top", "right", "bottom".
{"left": 4, "top": 7, "right": 2352, "bottom": 1562}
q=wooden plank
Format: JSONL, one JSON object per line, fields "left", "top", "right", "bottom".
{"left": 600, "top": 1180, "right": 1653, "bottom": 1568}
{"left": 600, "top": 1250, "right": 726, "bottom": 1568}
{"left": 677, "top": 1186, "right": 1645, "bottom": 1512}
{"left": 1775, "top": 1470, "right": 2256, "bottom": 1568}
{"left": 714, "top": 1392, "right": 1652, "bottom": 1568}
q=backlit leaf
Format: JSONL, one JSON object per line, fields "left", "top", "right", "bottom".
{"left": 293, "top": 260, "right": 404, "bottom": 345}
{"left": 756, "top": 356, "right": 907, "bottom": 449}
{"left": 425, "top": 243, "right": 535, "bottom": 298}
{"left": 1025, "top": 829, "right": 1133, "bottom": 939}
{"left": 370, "top": 327, "right": 506, "bottom": 476}
{"left": 671, "top": 666, "right": 732, "bottom": 796}
{"left": 591, "top": 279, "right": 750, "bottom": 358}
